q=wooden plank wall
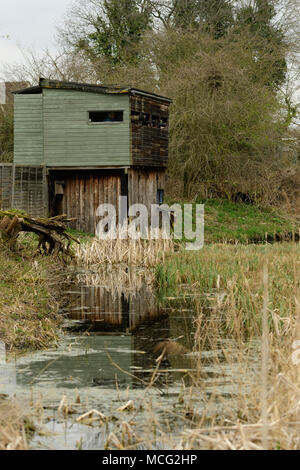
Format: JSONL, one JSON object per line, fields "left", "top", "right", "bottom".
{"left": 131, "top": 95, "right": 169, "bottom": 167}
{"left": 128, "top": 168, "right": 166, "bottom": 213}
{"left": 50, "top": 170, "right": 122, "bottom": 234}
{"left": 51, "top": 168, "right": 166, "bottom": 234}
{"left": 0, "top": 164, "right": 47, "bottom": 217}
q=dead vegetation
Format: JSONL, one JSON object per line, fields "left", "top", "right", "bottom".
{"left": 0, "top": 242, "right": 63, "bottom": 352}
{"left": 0, "top": 399, "right": 34, "bottom": 450}
{"left": 0, "top": 210, "right": 80, "bottom": 261}
{"left": 74, "top": 265, "right": 155, "bottom": 295}
{"left": 75, "top": 234, "right": 176, "bottom": 268}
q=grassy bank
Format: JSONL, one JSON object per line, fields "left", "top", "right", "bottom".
{"left": 203, "top": 200, "right": 299, "bottom": 243}
{"left": 166, "top": 199, "right": 299, "bottom": 244}
{"left": 0, "top": 235, "right": 66, "bottom": 450}
{"left": 68, "top": 199, "right": 299, "bottom": 246}
{"left": 0, "top": 237, "right": 63, "bottom": 352}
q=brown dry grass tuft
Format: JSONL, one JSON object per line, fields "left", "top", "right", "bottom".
{"left": 0, "top": 400, "right": 34, "bottom": 450}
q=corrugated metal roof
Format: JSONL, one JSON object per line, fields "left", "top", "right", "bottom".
{"left": 13, "top": 78, "right": 172, "bottom": 104}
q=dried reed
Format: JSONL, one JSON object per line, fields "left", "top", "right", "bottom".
{"left": 0, "top": 400, "right": 32, "bottom": 450}
{"left": 75, "top": 235, "right": 176, "bottom": 268}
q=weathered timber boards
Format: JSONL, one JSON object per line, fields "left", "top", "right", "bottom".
{"left": 131, "top": 95, "right": 169, "bottom": 117}
{"left": 14, "top": 94, "right": 44, "bottom": 165}
{"left": 130, "top": 95, "right": 169, "bottom": 167}
{"left": 49, "top": 170, "right": 122, "bottom": 234}
{"left": 50, "top": 167, "right": 166, "bottom": 234}
{"left": 128, "top": 168, "right": 166, "bottom": 213}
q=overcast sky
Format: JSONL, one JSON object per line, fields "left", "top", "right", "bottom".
{"left": 0, "top": 0, "right": 72, "bottom": 74}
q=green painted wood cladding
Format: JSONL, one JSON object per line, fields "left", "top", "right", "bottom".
{"left": 14, "top": 88, "right": 131, "bottom": 167}
{"left": 14, "top": 94, "right": 44, "bottom": 165}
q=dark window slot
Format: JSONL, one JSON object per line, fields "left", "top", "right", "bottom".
{"left": 89, "top": 111, "right": 124, "bottom": 123}
{"left": 131, "top": 111, "right": 168, "bottom": 129}
{"left": 157, "top": 189, "right": 164, "bottom": 204}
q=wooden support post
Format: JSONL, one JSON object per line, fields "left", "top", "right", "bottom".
{"left": 10, "top": 164, "right": 15, "bottom": 209}
{"left": 43, "top": 165, "right": 49, "bottom": 216}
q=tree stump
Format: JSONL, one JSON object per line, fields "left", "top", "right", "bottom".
{"left": 0, "top": 215, "right": 23, "bottom": 250}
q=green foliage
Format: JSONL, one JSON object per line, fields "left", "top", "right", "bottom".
{"left": 165, "top": 198, "right": 298, "bottom": 244}
{"left": 172, "top": 0, "right": 234, "bottom": 38}
{"left": 11, "top": 0, "right": 297, "bottom": 206}
{"left": 67, "top": 228, "right": 95, "bottom": 244}
{"left": 154, "top": 30, "right": 288, "bottom": 200}
{"left": 0, "top": 105, "right": 14, "bottom": 163}
{"left": 235, "top": 0, "right": 287, "bottom": 89}
{"left": 76, "top": 0, "right": 152, "bottom": 65}
{"left": 201, "top": 199, "right": 298, "bottom": 243}
{"left": 55, "top": 1, "right": 294, "bottom": 203}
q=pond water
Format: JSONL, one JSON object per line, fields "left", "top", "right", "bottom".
{"left": 0, "top": 268, "right": 260, "bottom": 450}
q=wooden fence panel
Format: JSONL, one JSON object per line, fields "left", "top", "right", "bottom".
{"left": 0, "top": 164, "right": 47, "bottom": 217}
{"left": 0, "top": 164, "right": 13, "bottom": 210}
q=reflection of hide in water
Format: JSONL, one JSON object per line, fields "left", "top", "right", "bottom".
{"left": 65, "top": 284, "right": 161, "bottom": 332}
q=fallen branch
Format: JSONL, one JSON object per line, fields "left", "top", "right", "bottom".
{"left": 0, "top": 210, "right": 80, "bottom": 261}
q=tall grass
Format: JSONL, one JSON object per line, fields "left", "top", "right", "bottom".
{"left": 153, "top": 243, "right": 300, "bottom": 449}
{"left": 156, "top": 243, "right": 300, "bottom": 338}
{"left": 75, "top": 235, "right": 176, "bottom": 268}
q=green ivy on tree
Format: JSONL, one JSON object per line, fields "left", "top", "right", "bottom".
{"left": 77, "top": 0, "right": 152, "bottom": 65}
{"left": 235, "top": 0, "right": 287, "bottom": 89}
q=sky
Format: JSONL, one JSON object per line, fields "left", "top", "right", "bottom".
{"left": 0, "top": 0, "right": 299, "bottom": 108}
{"left": 0, "top": 0, "right": 72, "bottom": 75}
